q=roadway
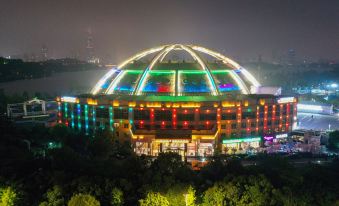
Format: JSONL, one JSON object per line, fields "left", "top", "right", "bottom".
{"left": 297, "top": 112, "right": 339, "bottom": 131}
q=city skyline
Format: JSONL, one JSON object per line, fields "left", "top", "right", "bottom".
{"left": 0, "top": 0, "right": 338, "bottom": 62}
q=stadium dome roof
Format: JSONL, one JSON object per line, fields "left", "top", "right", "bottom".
{"left": 91, "top": 44, "right": 260, "bottom": 96}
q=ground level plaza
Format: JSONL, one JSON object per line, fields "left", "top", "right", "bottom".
{"left": 134, "top": 140, "right": 214, "bottom": 156}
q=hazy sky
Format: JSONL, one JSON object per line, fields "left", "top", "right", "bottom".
{"left": 0, "top": 0, "right": 338, "bottom": 62}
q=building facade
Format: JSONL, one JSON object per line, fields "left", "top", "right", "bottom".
{"left": 57, "top": 44, "right": 297, "bottom": 157}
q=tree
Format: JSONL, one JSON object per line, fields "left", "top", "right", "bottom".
{"left": 139, "top": 192, "right": 169, "bottom": 206}
{"left": 111, "top": 187, "right": 124, "bottom": 206}
{"left": 39, "top": 185, "right": 64, "bottom": 206}
{"left": 88, "top": 130, "right": 115, "bottom": 160}
{"left": 202, "top": 175, "right": 279, "bottom": 206}
{"left": 0, "top": 186, "right": 18, "bottom": 206}
{"left": 185, "top": 186, "right": 196, "bottom": 206}
{"left": 148, "top": 152, "right": 194, "bottom": 190}
{"left": 164, "top": 184, "right": 195, "bottom": 206}
{"left": 202, "top": 181, "right": 228, "bottom": 206}
{"left": 328, "top": 131, "right": 339, "bottom": 150}
{"left": 67, "top": 194, "right": 100, "bottom": 206}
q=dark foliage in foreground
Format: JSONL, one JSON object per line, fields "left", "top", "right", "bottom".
{"left": 0, "top": 119, "right": 339, "bottom": 205}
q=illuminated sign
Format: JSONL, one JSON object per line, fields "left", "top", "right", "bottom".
{"left": 277, "top": 97, "right": 295, "bottom": 104}
{"left": 276, "top": 133, "right": 288, "bottom": 139}
{"left": 264, "top": 136, "right": 274, "bottom": 141}
{"left": 222, "top": 137, "right": 261, "bottom": 144}
{"left": 61, "top": 96, "right": 77, "bottom": 103}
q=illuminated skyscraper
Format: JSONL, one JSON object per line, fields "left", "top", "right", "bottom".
{"left": 86, "top": 28, "right": 99, "bottom": 64}
{"left": 86, "top": 28, "right": 94, "bottom": 60}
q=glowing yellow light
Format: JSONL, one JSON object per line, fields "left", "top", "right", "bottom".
{"left": 146, "top": 102, "right": 162, "bottom": 108}
{"left": 128, "top": 102, "right": 136, "bottom": 107}
{"left": 259, "top": 99, "right": 265, "bottom": 105}
{"left": 113, "top": 100, "right": 119, "bottom": 107}
{"left": 222, "top": 101, "right": 235, "bottom": 107}
{"left": 244, "top": 101, "right": 249, "bottom": 107}
{"left": 181, "top": 102, "right": 201, "bottom": 108}
{"left": 87, "top": 98, "right": 98, "bottom": 105}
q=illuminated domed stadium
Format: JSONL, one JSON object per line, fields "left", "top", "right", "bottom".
{"left": 57, "top": 44, "right": 297, "bottom": 158}
{"left": 91, "top": 44, "right": 260, "bottom": 96}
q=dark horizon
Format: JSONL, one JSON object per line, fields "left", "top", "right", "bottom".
{"left": 0, "top": 0, "right": 338, "bottom": 63}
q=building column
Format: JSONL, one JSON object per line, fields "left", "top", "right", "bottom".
{"left": 23, "top": 102, "right": 27, "bottom": 116}
{"left": 42, "top": 101, "right": 46, "bottom": 114}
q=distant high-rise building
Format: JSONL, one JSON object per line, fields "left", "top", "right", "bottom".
{"left": 288, "top": 49, "right": 296, "bottom": 65}
{"left": 86, "top": 28, "right": 94, "bottom": 61}
{"left": 85, "top": 28, "right": 100, "bottom": 64}
{"left": 41, "top": 44, "right": 48, "bottom": 61}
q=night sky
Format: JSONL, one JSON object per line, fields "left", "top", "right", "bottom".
{"left": 0, "top": 0, "right": 338, "bottom": 62}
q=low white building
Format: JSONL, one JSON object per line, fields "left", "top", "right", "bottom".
{"left": 297, "top": 101, "right": 333, "bottom": 115}
{"left": 7, "top": 98, "right": 58, "bottom": 126}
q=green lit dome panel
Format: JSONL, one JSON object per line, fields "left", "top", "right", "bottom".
{"left": 91, "top": 44, "right": 260, "bottom": 96}
{"left": 112, "top": 70, "right": 143, "bottom": 93}
{"left": 142, "top": 70, "right": 176, "bottom": 94}
{"left": 211, "top": 71, "right": 240, "bottom": 93}
{"left": 178, "top": 70, "right": 212, "bottom": 95}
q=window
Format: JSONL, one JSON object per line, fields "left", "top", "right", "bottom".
{"left": 268, "top": 105, "right": 273, "bottom": 112}
{"left": 155, "top": 110, "right": 172, "bottom": 121}
{"left": 221, "top": 124, "right": 226, "bottom": 129}
{"left": 96, "top": 107, "right": 109, "bottom": 118}
{"left": 221, "top": 113, "right": 237, "bottom": 120}
{"left": 200, "top": 113, "right": 217, "bottom": 120}
{"left": 242, "top": 111, "right": 256, "bottom": 119}
{"left": 267, "top": 121, "right": 272, "bottom": 126}
{"left": 178, "top": 113, "right": 194, "bottom": 121}
{"left": 134, "top": 110, "right": 150, "bottom": 120}
{"left": 282, "top": 105, "right": 287, "bottom": 115}
{"left": 231, "top": 123, "right": 237, "bottom": 129}
{"left": 114, "top": 108, "right": 129, "bottom": 119}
